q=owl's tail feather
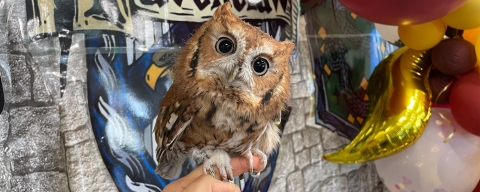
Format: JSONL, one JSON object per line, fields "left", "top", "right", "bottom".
{"left": 155, "top": 150, "right": 187, "bottom": 179}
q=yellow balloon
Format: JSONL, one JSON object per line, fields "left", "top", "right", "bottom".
{"left": 442, "top": 0, "right": 480, "bottom": 30}
{"left": 398, "top": 20, "right": 446, "bottom": 50}
{"left": 476, "top": 33, "right": 480, "bottom": 62}
{"left": 322, "top": 47, "right": 432, "bottom": 164}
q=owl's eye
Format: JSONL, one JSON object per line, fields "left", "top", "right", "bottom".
{"left": 252, "top": 57, "right": 269, "bottom": 76}
{"left": 215, "top": 37, "right": 235, "bottom": 55}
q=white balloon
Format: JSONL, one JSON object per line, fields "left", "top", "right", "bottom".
{"left": 375, "top": 23, "right": 400, "bottom": 44}
{"left": 374, "top": 107, "right": 480, "bottom": 192}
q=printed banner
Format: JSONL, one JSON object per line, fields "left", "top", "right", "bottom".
{"left": 305, "top": 0, "right": 397, "bottom": 139}
{"left": 0, "top": 75, "right": 3, "bottom": 113}
{"left": 26, "top": 0, "right": 299, "bottom": 191}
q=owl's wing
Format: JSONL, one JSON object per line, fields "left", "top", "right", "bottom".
{"left": 153, "top": 84, "right": 193, "bottom": 162}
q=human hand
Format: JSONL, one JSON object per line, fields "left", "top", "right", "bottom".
{"left": 163, "top": 156, "right": 263, "bottom": 192}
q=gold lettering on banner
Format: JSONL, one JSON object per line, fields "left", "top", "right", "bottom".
{"left": 28, "top": 0, "right": 56, "bottom": 38}
{"left": 73, "top": 0, "right": 133, "bottom": 34}
{"left": 26, "top": 0, "right": 297, "bottom": 40}
{"left": 134, "top": 0, "right": 292, "bottom": 24}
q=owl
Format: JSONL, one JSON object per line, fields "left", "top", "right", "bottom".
{"left": 153, "top": 2, "right": 295, "bottom": 181}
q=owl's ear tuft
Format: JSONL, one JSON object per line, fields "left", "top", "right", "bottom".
{"left": 222, "top": 2, "right": 232, "bottom": 12}
{"left": 283, "top": 41, "right": 295, "bottom": 55}
{"left": 213, "top": 5, "right": 222, "bottom": 19}
{"left": 213, "top": 2, "right": 232, "bottom": 19}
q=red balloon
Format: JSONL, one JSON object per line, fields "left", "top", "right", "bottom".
{"left": 338, "top": 0, "right": 467, "bottom": 25}
{"left": 450, "top": 67, "right": 480, "bottom": 136}
{"left": 474, "top": 180, "right": 480, "bottom": 192}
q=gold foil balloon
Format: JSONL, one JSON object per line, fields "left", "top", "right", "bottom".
{"left": 323, "top": 47, "right": 432, "bottom": 164}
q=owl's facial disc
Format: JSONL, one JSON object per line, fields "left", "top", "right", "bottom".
{"left": 226, "top": 65, "right": 240, "bottom": 88}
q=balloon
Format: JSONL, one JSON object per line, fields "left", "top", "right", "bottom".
{"left": 375, "top": 107, "right": 480, "bottom": 192}
{"left": 337, "top": 0, "right": 467, "bottom": 26}
{"left": 398, "top": 20, "right": 446, "bottom": 51}
{"left": 463, "top": 27, "right": 480, "bottom": 44}
{"left": 442, "top": 0, "right": 480, "bottom": 30}
{"left": 432, "top": 38, "right": 477, "bottom": 76}
{"left": 474, "top": 181, "right": 480, "bottom": 192}
{"left": 476, "top": 33, "right": 480, "bottom": 62}
{"left": 428, "top": 70, "right": 456, "bottom": 105}
{"left": 450, "top": 67, "right": 480, "bottom": 136}
{"left": 374, "top": 23, "right": 400, "bottom": 44}
{"left": 322, "top": 47, "right": 432, "bottom": 163}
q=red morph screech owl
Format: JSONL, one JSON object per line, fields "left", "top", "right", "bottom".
{"left": 153, "top": 2, "right": 295, "bottom": 181}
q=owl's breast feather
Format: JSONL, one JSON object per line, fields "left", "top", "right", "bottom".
{"left": 178, "top": 95, "right": 278, "bottom": 153}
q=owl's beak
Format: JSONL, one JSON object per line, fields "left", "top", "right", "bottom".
{"left": 226, "top": 66, "right": 240, "bottom": 87}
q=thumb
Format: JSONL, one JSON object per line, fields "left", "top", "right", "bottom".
{"left": 183, "top": 174, "right": 241, "bottom": 192}
{"left": 211, "top": 181, "right": 241, "bottom": 192}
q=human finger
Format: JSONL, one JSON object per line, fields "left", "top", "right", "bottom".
{"left": 182, "top": 174, "right": 241, "bottom": 192}
{"left": 164, "top": 155, "right": 264, "bottom": 190}
{"left": 230, "top": 156, "right": 263, "bottom": 176}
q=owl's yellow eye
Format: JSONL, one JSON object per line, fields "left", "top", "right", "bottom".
{"left": 252, "top": 57, "right": 269, "bottom": 76}
{"left": 215, "top": 37, "right": 235, "bottom": 55}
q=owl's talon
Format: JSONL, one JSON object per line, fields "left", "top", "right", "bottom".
{"left": 245, "top": 150, "right": 255, "bottom": 176}
{"left": 202, "top": 165, "right": 215, "bottom": 178}
{"left": 244, "top": 149, "right": 265, "bottom": 177}
{"left": 252, "top": 148, "right": 268, "bottom": 172}
{"left": 243, "top": 148, "right": 268, "bottom": 178}
{"left": 197, "top": 149, "right": 232, "bottom": 181}
{"left": 219, "top": 164, "right": 228, "bottom": 181}
{"left": 203, "top": 160, "right": 222, "bottom": 180}
{"left": 250, "top": 170, "right": 262, "bottom": 178}
{"left": 227, "top": 166, "right": 234, "bottom": 181}
{"left": 209, "top": 168, "right": 216, "bottom": 178}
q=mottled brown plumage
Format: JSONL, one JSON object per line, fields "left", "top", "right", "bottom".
{"left": 153, "top": 2, "right": 295, "bottom": 181}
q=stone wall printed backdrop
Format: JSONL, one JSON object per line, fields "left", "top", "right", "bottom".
{"left": 0, "top": 0, "right": 390, "bottom": 191}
